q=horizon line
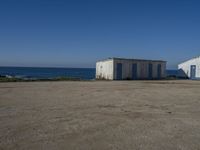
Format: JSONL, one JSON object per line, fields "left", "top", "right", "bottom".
{"left": 0, "top": 65, "right": 96, "bottom": 69}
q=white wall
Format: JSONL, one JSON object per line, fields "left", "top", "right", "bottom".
{"left": 178, "top": 57, "right": 200, "bottom": 78}
{"left": 96, "top": 58, "right": 166, "bottom": 80}
{"left": 96, "top": 59, "right": 114, "bottom": 80}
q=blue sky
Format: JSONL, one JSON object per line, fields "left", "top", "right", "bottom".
{"left": 0, "top": 0, "right": 200, "bottom": 69}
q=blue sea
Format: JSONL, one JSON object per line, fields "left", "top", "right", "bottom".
{"left": 166, "top": 70, "right": 179, "bottom": 76}
{"left": 0, "top": 67, "right": 96, "bottom": 80}
{"left": 0, "top": 67, "right": 179, "bottom": 80}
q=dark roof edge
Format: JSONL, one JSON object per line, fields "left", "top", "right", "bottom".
{"left": 97, "top": 57, "right": 166, "bottom": 62}
{"left": 96, "top": 58, "right": 114, "bottom": 62}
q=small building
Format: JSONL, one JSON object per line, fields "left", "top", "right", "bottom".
{"left": 96, "top": 58, "right": 166, "bottom": 80}
{"left": 178, "top": 56, "right": 200, "bottom": 79}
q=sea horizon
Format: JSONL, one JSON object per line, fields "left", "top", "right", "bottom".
{"left": 0, "top": 66, "right": 178, "bottom": 80}
{"left": 0, "top": 66, "right": 96, "bottom": 80}
{"left": 0, "top": 66, "right": 95, "bottom": 69}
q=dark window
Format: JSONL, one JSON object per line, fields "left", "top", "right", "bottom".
{"left": 157, "top": 64, "right": 162, "bottom": 79}
{"left": 132, "top": 64, "right": 137, "bottom": 80}
{"left": 116, "top": 63, "right": 122, "bottom": 80}
{"left": 148, "top": 64, "right": 153, "bottom": 79}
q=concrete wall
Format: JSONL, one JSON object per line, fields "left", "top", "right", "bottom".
{"left": 113, "top": 59, "right": 166, "bottom": 80}
{"left": 96, "top": 59, "right": 114, "bottom": 80}
{"left": 96, "top": 58, "right": 166, "bottom": 80}
{"left": 178, "top": 57, "right": 200, "bottom": 78}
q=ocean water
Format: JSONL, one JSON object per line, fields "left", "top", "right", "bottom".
{"left": 0, "top": 67, "right": 179, "bottom": 80}
{"left": 166, "top": 70, "right": 178, "bottom": 76}
{"left": 0, "top": 67, "right": 96, "bottom": 80}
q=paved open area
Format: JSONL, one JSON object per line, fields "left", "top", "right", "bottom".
{"left": 0, "top": 80, "right": 200, "bottom": 150}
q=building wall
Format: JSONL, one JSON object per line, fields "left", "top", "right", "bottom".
{"left": 96, "top": 58, "right": 166, "bottom": 80}
{"left": 178, "top": 57, "right": 200, "bottom": 78}
{"left": 113, "top": 59, "right": 166, "bottom": 80}
{"left": 96, "top": 59, "right": 114, "bottom": 80}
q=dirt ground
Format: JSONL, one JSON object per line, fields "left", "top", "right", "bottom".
{"left": 0, "top": 80, "right": 200, "bottom": 150}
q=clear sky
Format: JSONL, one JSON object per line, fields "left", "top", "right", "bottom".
{"left": 0, "top": 0, "right": 200, "bottom": 69}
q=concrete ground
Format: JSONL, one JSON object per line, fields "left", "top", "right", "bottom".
{"left": 0, "top": 80, "right": 200, "bottom": 150}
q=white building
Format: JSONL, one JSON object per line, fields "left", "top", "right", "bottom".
{"left": 178, "top": 56, "right": 200, "bottom": 79}
{"left": 96, "top": 58, "right": 166, "bottom": 80}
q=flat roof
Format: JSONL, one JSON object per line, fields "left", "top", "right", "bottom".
{"left": 97, "top": 57, "right": 166, "bottom": 62}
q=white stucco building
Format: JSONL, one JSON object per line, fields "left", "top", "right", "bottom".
{"left": 178, "top": 56, "right": 200, "bottom": 79}
{"left": 96, "top": 58, "right": 166, "bottom": 80}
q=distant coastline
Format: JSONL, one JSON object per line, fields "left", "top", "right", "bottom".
{"left": 0, "top": 66, "right": 96, "bottom": 81}
{"left": 0, "top": 66, "right": 180, "bottom": 82}
{"left": 0, "top": 75, "right": 84, "bottom": 82}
